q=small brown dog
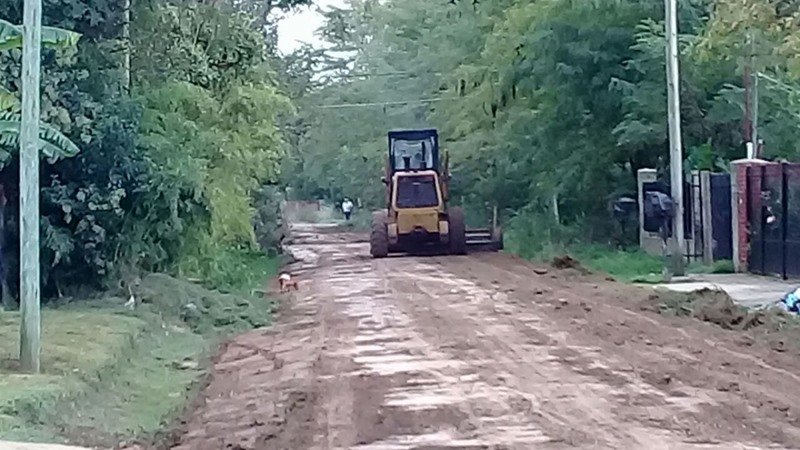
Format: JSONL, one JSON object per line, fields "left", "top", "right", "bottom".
{"left": 278, "top": 273, "right": 299, "bottom": 292}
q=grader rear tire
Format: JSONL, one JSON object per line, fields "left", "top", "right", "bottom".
{"left": 448, "top": 207, "right": 467, "bottom": 255}
{"left": 370, "top": 212, "right": 389, "bottom": 258}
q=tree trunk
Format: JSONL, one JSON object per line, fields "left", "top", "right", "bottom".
{"left": 552, "top": 193, "right": 560, "bottom": 225}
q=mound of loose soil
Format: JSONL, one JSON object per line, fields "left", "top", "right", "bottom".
{"left": 551, "top": 255, "right": 581, "bottom": 270}
{"left": 692, "top": 289, "right": 766, "bottom": 330}
{"left": 646, "top": 288, "right": 789, "bottom": 332}
{"left": 551, "top": 255, "right": 591, "bottom": 276}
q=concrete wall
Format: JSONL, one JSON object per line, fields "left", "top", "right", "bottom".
{"left": 689, "top": 170, "right": 701, "bottom": 262}
{"left": 637, "top": 169, "right": 662, "bottom": 256}
{"left": 700, "top": 171, "right": 713, "bottom": 265}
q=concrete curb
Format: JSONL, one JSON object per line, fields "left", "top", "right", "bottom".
{"left": 0, "top": 442, "right": 95, "bottom": 450}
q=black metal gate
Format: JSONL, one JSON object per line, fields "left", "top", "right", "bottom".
{"left": 746, "top": 163, "right": 800, "bottom": 279}
{"left": 710, "top": 174, "right": 733, "bottom": 261}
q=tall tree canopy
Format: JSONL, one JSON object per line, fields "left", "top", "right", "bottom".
{"left": 0, "top": 0, "right": 310, "bottom": 302}
{"left": 283, "top": 0, "right": 800, "bottom": 246}
{"left": 3, "top": 0, "right": 800, "bottom": 300}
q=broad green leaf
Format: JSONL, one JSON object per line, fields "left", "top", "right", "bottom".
{"left": 0, "top": 111, "right": 81, "bottom": 161}
{"left": 0, "top": 18, "right": 81, "bottom": 51}
{"left": 0, "top": 86, "right": 17, "bottom": 111}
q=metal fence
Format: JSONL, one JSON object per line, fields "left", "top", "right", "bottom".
{"left": 746, "top": 163, "right": 800, "bottom": 279}
{"left": 641, "top": 172, "right": 733, "bottom": 264}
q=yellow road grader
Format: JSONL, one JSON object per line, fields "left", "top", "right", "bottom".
{"left": 370, "top": 128, "right": 503, "bottom": 258}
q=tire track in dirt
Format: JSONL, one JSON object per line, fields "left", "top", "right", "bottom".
{"left": 440, "top": 254, "right": 800, "bottom": 447}
{"left": 168, "top": 224, "right": 797, "bottom": 449}
{"left": 375, "top": 257, "right": 782, "bottom": 449}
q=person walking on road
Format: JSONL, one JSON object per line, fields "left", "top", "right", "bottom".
{"left": 342, "top": 198, "right": 354, "bottom": 221}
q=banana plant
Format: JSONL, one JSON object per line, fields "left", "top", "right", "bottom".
{"left": 0, "top": 18, "right": 81, "bottom": 51}
{"left": 0, "top": 111, "right": 80, "bottom": 162}
{"left": 0, "top": 18, "right": 81, "bottom": 160}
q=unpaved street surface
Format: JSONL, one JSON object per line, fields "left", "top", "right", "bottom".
{"left": 169, "top": 223, "right": 800, "bottom": 449}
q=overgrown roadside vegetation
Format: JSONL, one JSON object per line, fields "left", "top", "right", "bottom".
{"left": 0, "top": 0, "right": 311, "bottom": 444}
{"left": 540, "top": 248, "right": 734, "bottom": 283}
{"left": 506, "top": 219, "right": 733, "bottom": 283}
{"left": 0, "top": 253, "right": 279, "bottom": 447}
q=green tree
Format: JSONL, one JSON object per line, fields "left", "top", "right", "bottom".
{"left": 0, "top": 18, "right": 81, "bottom": 157}
{"left": 283, "top": 0, "right": 800, "bottom": 251}
{"left": 0, "top": 0, "right": 296, "bottom": 299}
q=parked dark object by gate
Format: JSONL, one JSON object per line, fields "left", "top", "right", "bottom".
{"left": 642, "top": 181, "right": 693, "bottom": 237}
{"left": 746, "top": 163, "right": 800, "bottom": 279}
{"left": 642, "top": 180, "right": 696, "bottom": 258}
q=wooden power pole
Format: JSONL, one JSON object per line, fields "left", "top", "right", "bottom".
{"left": 665, "top": 0, "right": 685, "bottom": 276}
{"left": 19, "top": 0, "right": 42, "bottom": 373}
{"left": 122, "top": 0, "right": 131, "bottom": 92}
{"left": 743, "top": 32, "right": 755, "bottom": 159}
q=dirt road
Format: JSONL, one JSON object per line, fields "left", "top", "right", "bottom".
{"left": 169, "top": 223, "right": 800, "bottom": 449}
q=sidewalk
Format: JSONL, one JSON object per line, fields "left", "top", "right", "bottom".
{"left": 651, "top": 273, "right": 796, "bottom": 309}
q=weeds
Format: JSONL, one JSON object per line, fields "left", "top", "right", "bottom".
{"left": 506, "top": 217, "right": 664, "bottom": 282}
{"left": 505, "top": 210, "right": 735, "bottom": 282}
{"left": 0, "top": 249, "right": 279, "bottom": 445}
{"left": 690, "top": 259, "right": 735, "bottom": 274}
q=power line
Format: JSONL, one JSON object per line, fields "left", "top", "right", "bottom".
{"left": 314, "top": 97, "right": 453, "bottom": 109}
{"left": 333, "top": 71, "right": 444, "bottom": 78}
{"left": 757, "top": 71, "right": 800, "bottom": 96}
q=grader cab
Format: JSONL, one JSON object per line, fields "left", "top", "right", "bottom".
{"left": 369, "top": 128, "right": 502, "bottom": 258}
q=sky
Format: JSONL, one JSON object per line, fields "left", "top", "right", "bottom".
{"left": 277, "top": 0, "right": 347, "bottom": 55}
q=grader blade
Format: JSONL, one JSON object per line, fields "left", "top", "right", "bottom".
{"left": 466, "top": 228, "right": 503, "bottom": 252}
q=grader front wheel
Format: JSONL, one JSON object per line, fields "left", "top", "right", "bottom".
{"left": 370, "top": 212, "right": 389, "bottom": 258}
{"left": 448, "top": 207, "right": 467, "bottom": 255}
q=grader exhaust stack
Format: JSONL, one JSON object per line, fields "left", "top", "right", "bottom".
{"left": 369, "top": 128, "right": 503, "bottom": 258}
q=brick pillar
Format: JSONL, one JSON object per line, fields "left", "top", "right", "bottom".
{"left": 731, "top": 158, "right": 770, "bottom": 272}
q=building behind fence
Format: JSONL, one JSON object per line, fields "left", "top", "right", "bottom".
{"left": 735, "top": 160, "right": 800, "bottom": 279}
{"left": 637, "top": 159, "right": 800, "bottom": 280}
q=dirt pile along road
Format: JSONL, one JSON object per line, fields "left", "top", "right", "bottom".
{"left": 168, "top": 222, "right": 800, "bottom": 450}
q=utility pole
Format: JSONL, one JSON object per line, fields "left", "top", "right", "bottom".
{"left": 665, "top": 0, "right": 685, "bottom": 276}
{"left": 743, "top": 58, "right": 752, "bottom": 156}
{"left": 19, "top": 0, "right": 42, "bottom": 373}
{"left": 122, "top": 0, "right": 131, "bottom": 92}
{"left": 753, "top": 72, "right": 759, "bottom": 157}
{"left": 752, "top": 70, "right": 759, "bottom": 158}
{"left": 744, "top": 31, "right": 758, "bottom": 159}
